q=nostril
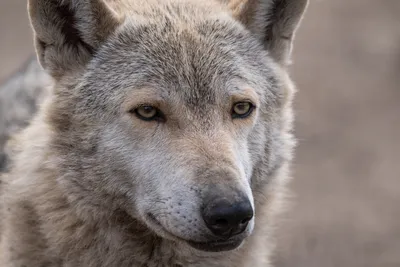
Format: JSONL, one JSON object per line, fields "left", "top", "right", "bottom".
{"left": 240, "top": 216, "right": 252, "bottom": 225}
{"left": 214, "top": 218, "right": 229, "bottom": 227}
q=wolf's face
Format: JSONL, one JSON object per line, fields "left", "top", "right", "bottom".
{"left": 29, "top": 0, "right": 307, "bottom": 252}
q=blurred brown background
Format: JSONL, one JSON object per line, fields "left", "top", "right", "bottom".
{"left": 1, "top": 1, "right": 399, "bottom": 266}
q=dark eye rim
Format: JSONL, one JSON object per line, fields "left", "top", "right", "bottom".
{"left": 231, "top": 101, "right": 256, "bottom": 119}
{"left": 130, "top": 105, "right": 166, "bottom": 122}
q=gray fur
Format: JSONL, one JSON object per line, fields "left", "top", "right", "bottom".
{"left": 0, "top": 58, "right": 50, "bottom": 172}
{"left": 0, "top": 0, "right": 307, "bottom": 266}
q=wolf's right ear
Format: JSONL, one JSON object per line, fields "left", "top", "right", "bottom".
{"left": 28, "top": 0, "right": 121, "bottom": 79}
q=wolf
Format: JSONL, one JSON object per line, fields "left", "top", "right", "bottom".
{"left": 0, "top": 0, "right": 308, "bottom": 266}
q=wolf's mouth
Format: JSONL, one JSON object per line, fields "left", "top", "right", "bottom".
{"left": 187, "top": 239, "right": 243, "bottom": 252}
{"left": 146, "top": 213, "right": 244, "bottom": 252}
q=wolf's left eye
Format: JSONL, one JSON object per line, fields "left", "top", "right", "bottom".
{"left": 132, "top": 105, "right": 165, "bottom": 122}
{"left": 232, "top": 102, "right": 255, "bottom": 119}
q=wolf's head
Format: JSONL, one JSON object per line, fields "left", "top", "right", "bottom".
{"left": 28, "top": 0, "right": 307, "bottom": 252}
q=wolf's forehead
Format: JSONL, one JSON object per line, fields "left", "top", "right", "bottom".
{"left": 96, "top": 18, "right": 258, "bottom": 101}
{"left": 85, "top": 8, "right": 279, "bottom": 113}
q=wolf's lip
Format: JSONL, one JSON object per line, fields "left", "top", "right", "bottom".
{"left": 187, "top": 238, "right": 243, "bottom": 252}
{"left": 147, "top": 213, "right": 163, "bottom": 226}
{"left": 147, "top": 213, "right": 243, "bottom": 252}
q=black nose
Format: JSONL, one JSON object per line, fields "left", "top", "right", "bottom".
{"left": 202, "top": 197, "right": 253, "bottom": 238}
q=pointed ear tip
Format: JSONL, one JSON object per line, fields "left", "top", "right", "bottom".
{"left": 290, "top": 0, "right": 309, "bottom": 15}
{"left": 302, "top": 0, "right": 310, "bottom": 12}
{"left": 27, "top": 0, "right": 36, "bottom": 12}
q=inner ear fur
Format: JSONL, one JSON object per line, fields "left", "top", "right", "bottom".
{"left": 228, "top": 0, "right": 308, "bottom": 66}
{"left": 28, "top": 0, "right": 121, "bottom": 79}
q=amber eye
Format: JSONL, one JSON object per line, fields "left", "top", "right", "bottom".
{"left": 232, "top": 102, "right": 255, "bottom": 119}
{"left": 133, "top": 105, "right": 164, "bottom": 122}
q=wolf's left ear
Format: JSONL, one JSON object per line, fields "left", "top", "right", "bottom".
{"left": 28, "top": 0, "right": 121, "bottom": 79}
{"left": 228, "top": 0, "right": 308, "bottom": 66}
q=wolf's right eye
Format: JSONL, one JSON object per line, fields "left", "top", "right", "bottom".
{"left": 132, "top": 105, "right": 165, "bottom": 122}
{"left": 231, "top": 101, "right": 255, "bottom": 119}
